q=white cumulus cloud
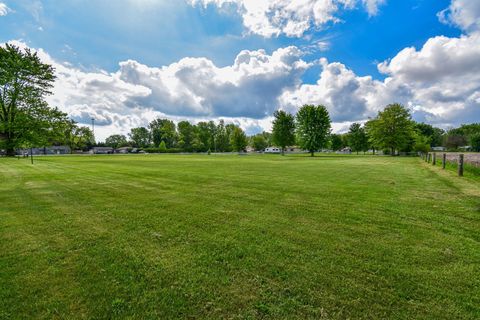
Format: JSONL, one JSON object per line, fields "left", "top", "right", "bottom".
{"left": 2, "top": 0, "right": 480, "bottom": 139}
{"left": 281, "top": 29, "right": 480, "bottom": 127}
{"left": 188, "top": 0, "right": 386, "bottom": 37}
{"left": 0, "top": 2, "right": 11, "bottom": 16}
{"left": 3, "top": 41, "right": 309, "bottom": 140}
{"left": 438, "top": 0, "right": 480, "bottom": 32}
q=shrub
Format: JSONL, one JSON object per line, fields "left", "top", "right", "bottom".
{"left": 159, "top": 141, "right": 167, "bottom": 152}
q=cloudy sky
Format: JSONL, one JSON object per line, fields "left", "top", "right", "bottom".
{"left": 0, "top": 0, "right": 479, "bottom": 140}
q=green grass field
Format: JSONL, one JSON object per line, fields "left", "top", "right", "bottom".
{"left": 1, "top": 154, "right": 479, "bottom": 319}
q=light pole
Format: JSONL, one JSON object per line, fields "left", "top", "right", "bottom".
{"left": 91, "top": 117, "right": 95, "bottom": 143}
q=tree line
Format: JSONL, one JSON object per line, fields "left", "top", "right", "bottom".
{"left": 2, "top": 43, "right": 480, "bottom": 156}
{"left": 101, "top": 119, "right": 248, "bottom": 153}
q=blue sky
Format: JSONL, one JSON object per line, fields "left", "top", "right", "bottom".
{"left": 1, "top": 0, "right": 459, "bottom": 77}
{"left": 1, "top": 0, "right": 479, "bottom": 139}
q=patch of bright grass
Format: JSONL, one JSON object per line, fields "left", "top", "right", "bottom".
{"left": 1, "top": 154, "right": 479, "bottom": 319}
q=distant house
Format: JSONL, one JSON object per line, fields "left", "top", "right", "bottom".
{"left": 16, "top": 146, "right": 71, "bottom": 155}
{"left": 285, "top": 146, "right": 304, "bottom": 153}
{"left": 115, "top": 147, "right": 130, "bottom": 154}
{"left": 459, "top": 146, "right": 472, "bottom": 151}
{"left": 431, "top": 146, "right": 446, "bottom": 151}
{"left": 91, "top": 147, "right": 114, "bottom": 154}
{"left": 246, "top": 146, "right": 255, "bottom": 153}
{"left": 49, "top": 146, "right": 71, "bottom": 154}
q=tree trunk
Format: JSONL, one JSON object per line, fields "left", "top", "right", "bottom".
{"left": 6, "top": 147, "right": 15, "bottom": 156}
{"left": 391, "top": 147, "right": 395, "bottom": 156}
{"left": 310, "top": 151, "right": 314, "bottom": 157}
{"left": 1, "top": 132, "right": 15, "bottom": 156}
{"left": 281, "top": 148, "right": 284, "bottom": 156}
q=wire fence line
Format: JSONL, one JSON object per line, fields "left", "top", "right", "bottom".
{"left": 421, "top": 152, "right": 480, "bottom": 177}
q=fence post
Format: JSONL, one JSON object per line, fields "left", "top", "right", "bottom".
{"left": 442, "top": 153, "right": 446, "bottom": 169}
{"left": 458, "top": 154, "right": 464, "bottom": 177}
{"left": 432, "top": 153, "right": 436, "bottom": 165}
{"left": 428, "top": 153, "right": 431, "bottom": 163}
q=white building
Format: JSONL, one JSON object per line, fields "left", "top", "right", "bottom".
{"left": 264, "top": 147, "right": 282, "bottom": 153}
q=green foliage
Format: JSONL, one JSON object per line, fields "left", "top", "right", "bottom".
{"left": 443, "top": 124, "right": 480, "bottom": 150}
{"left": 196, "top": 121, "right": 216, "bottom": 151}
{"left": 415, "top": 123, "right": 444, "bottom": 147}
{"left": 64, "top": 122, "right": 94, "bottom": 152}
{"left": 128, "top": 127, "right": 150, "bottom": 148}
{"left": 365, "top": 103, "right": 414, "bottom": 155}
{"left": 105, "top": 134, "right": 128, "bottom": 149}
{"left": 177, "top": 121, "right": 196, "bottom": 152}
{"left": 272, "top": 110, "right": 295, "bottom": 155}
{"left": 158, "top": 141, "right": 167, "bottom": 152}
{"left": 448, "top": 123, "right": 480, "bottom": 137}
{"left": 295, "top": 105, "right": 331, "bottom": 156}
{"left": 347, "top": 123, "right": 368, "bottom": 154}
{"left": 230, "top": 126, "right": 248, "bottom": 152}
{"left": 413, "top": 133, "right": 431, "bottom": 153}
{"left": 470, "top": 133, "right": 480, "bottom": 152}
{"left": 250, "top": 133, "right": 268, "bottom": 151}
{"left": 149, "top": 119, "right": 177, "bottom": 148}
{"left": 0, "top": 43, "right": 57, "bottom": 155}
{"left": 215, "top": 120, "right": 230, "bottom": 152}
{"left": 330, "top": 134, "right": 344, "bottom": 151}
{"left": 444, "top": 134, "right": 467, "bottom": 150}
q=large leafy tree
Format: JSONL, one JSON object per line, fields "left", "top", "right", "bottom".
{"left": 415, "top": 123, "right": 444, "bottom": 147}
{"left": 15, "top": 102, "right": 70, "bottom": 150}
{"left": 295, "top": 105, "right": 331, "bottom": 157}
{"left": 64, "top": 121, "right": 95, "bottom": 152}
{"left": 149, "top": 119, "right": 177, "bottom": 148}
{"left": 177, "top": 121, "right": 196, "bottom": 152}
{"left": 348, "top": 123, "right": 368, "bottom": 154}
{"left": 225, "top": 123, "right": 238, "bottom": 152}
{"left": 272, "top": 110, "right": 295, "bottom": 155}
{"left": 105, "top": 134, "right": 128, "bottom": 149}
{"left": 443, "top": 133, "right": 467, "bottom": 150}
{"left": 230, "top": 126, "right": 248, "bottom": 152}
{"left": 365, "top": 103, "right": 414, "bottom": 155}
{"left": 128, "top": 127, "right": 150, "bottom": 148}
{"left": 250, "top": 133, "right": 268, "bottom": 151}
{"left": 196, "top": 121, "right": 216, "bottom": 151}
{"left": 215, "top": 120, "right": 230, "bottom": 152}
{"left": 0, "top": 44, "right": 56, "bottom": 155}
{"left": 470, "top": 133, "right": 480, "bottom": 152}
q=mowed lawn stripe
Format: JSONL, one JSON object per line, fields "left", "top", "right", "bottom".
{"left": 0, "top": 155, "right": 479, "bottom": 319}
